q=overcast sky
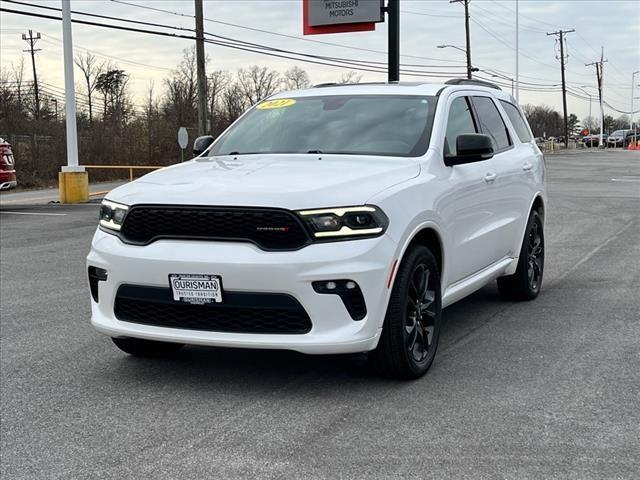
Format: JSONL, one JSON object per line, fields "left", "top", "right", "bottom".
{"left": 1, "top": 0, "right": 639, "bottom": 121}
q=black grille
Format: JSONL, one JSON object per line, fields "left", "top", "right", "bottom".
{"left": 114, "top": 285, "right": 312, "bottom": 334}
{"left": 117, "top": 205, "right": 311, "bottom": 250}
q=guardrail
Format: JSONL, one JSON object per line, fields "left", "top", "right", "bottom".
{"left": 83, "top": 165, "right": 165, "bottom": 196}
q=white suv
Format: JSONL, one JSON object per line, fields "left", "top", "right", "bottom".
{"left": 88, "top": 80, "right": 546, "bottom": 379}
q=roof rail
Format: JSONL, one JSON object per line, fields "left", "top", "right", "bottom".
{"left": 445, "top": 78, "right": 502, "bottom": 91}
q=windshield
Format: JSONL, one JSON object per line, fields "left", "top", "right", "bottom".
{"left": 208, "top": 95, "right": 437, "bottom": 158}
{"left": 611, "top": 130, "right": 627, "bottom": 136}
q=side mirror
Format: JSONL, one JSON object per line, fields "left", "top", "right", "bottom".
{"left": 193, "top": 135, "right": 215, "bottom": 157}
{"left": 445, "top": 133, "right": 494, "bottom": 166}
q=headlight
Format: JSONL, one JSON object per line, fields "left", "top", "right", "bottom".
{"left": 99, "top": 199, "right": 129, "bottom": 231}
{"left": 297, "top": 205, "right": 388, "bottom": 239}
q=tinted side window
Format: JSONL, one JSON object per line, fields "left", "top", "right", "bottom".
{"left": 500, "top": 100, "right": 532, "bottom": 143}
{"left": 445, "top": 97, "right": 477, "bottom": 156}
{"left": 472, "top": 96, "right": 511, "bottom": 151}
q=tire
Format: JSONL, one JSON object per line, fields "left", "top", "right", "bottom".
{"left": 369, "top": 245, "right": 442, "bottom": 380}
{"left": 111, "top": 337, "right": 184, "bottom": 357}
{"left": 497, "top": 209, "right": 544, "bottom": 301}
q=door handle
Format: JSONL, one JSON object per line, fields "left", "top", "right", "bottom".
{"left": 522, "top": 162, "right": 533, "bottom": 171}
{"left": 484, "top": 172, "right": 497, "bottom": 183}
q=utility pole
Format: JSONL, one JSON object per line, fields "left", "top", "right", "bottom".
{"left": 547, "top": 28, "right": 574, "bottom": 149}
{"left": 194, "top": 0, "right": 207, "bottom": 136}
{"left": 450, "top": 0, "right": 472, "bottom": 79}
{"left": 586, "top": 48, "right": 608, "bottom": 147}
{"left": 22, "top": 30, "right": 41, "bottom": 119}
{"left": 387, "top": 0, "right": 400, "bottom": 82}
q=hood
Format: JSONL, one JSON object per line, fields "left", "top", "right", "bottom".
{"left": 108, "top": 154, "right": 420, "bottom": 209}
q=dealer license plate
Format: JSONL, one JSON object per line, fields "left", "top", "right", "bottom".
{"left": 169, "top": 274, "right": 223, "bottom": 304}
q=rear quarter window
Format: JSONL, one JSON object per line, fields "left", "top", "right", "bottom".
{"left": 499, "top": 100, "right": 533, "bottom": 143}
{"left": 471, "top": 96, "right": 512, "bottom": 151}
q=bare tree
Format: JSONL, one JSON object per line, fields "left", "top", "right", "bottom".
{"left": 222, "top": 84, "right": 247, "bottom": 123}
{"left": 11, "top": 58, "right": 26, "bottom": 112}
{"left": 283, "top": 66, "right": 310, "bottom": 90}
{"left": 163, "top": 47, "right": 198, "bottom": 128}
{"left": 207, "top": 70, "right": 229, "bottom": 133}
{"left": 74, "top": 52, "right": 104, "bottom": 124}
{"left": 339, "top": 71, "right": 362, "bottom": 84}
{"left": 237, "top": 66, "right": 281, "bottom": 105}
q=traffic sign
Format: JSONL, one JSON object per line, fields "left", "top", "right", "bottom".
{"left": 178, "top": 127, "right": 188, "bottom": 149}
{"left": 303, "top": 0, "right": 383, "bottom": 35}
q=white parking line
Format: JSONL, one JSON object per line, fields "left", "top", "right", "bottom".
{"left": 0, "top": 211, "right": 67, "bottom": 216}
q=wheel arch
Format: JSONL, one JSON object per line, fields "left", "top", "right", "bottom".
{"left": 531, "top": 194, "right": 545, "bottom": 220}
{"left": 390, "top": 223, "right": 446, "bottom": 293}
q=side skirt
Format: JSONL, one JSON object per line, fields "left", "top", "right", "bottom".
{"left": 442, "top": 257, "right": 516, "bottom": 308}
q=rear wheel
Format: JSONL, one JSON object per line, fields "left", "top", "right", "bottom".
{"left": 111, "top": 337, "right": 184, "bottom": 357}
{"left": 369, "top": 245, "right": 442, "bottom": 379}
{"left": 497, "top": 209, "right": 544, "bottom": 301}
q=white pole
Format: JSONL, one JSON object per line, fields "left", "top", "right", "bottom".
{"left": 631, "top": 71, "right": 638, "bottom": 131}
{"left": 62, "top": 0, "right": 79, "bottom": 169}
{"left": 632, "top": 71, "right": 638, "bottom": 145}
{"left": 599, "top": 48, "right": 605, "bottom": 147}
{"left": 515, "top": 0, "right": 519, "bottom": 102}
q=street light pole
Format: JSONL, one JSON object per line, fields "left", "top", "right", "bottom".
{"left": 437, "top": 44, "right": 477, "bottom": 78}
{"left": 632, "top": 71, "right": 639, "bottom": 145}
{"left": 491, "top": 73, "right": 514, "bottom": 95}
{"left": 631, "top": 71, "right": 639, "bottom": 131}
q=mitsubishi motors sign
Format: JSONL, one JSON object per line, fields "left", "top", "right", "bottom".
{"left": 303, "top": 0, "right": 384, "bottom": 35}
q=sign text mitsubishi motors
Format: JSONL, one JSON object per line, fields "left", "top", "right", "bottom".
{"left": 303, "top": 0, "right": 384, "bottom": 35}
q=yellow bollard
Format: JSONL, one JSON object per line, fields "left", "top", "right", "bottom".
{"left": 58, "top": 170, "right": 89, "bottom": 203}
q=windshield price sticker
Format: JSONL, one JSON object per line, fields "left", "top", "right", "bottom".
{"left": 256, "top": 99, "right": 297, "bottom": 110}
{"left": 169, "top": 274, "right": 223, "bottom": 304}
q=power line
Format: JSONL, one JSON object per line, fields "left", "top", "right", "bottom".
{"left": 5, "top": 2, "right": 466, "bottom": 76}
{"left": 109, "top": 0, "right": 468, "bottom": 65}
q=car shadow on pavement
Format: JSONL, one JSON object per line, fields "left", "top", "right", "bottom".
{"left": 104, "top": 283, "right": 507, "bottom": 388}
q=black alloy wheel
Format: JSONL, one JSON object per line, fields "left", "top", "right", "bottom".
{"left": 370, "top": 245, "right": 442, "bottom": 379}
{"left": 405, "top": 263, "right": 437, "bottom": 363}
{"left": 497, "top": 209, "right": 545, "bottom": 301}
{"left": 527, "top": 215, "right": 544, "bottom": 293}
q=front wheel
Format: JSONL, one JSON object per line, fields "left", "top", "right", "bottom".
{"left": 497, "top": 209, "right": 544, "bottom": 301}
{"left": 112, "top": 337, "right": 184, "bottom": 357}
{"left": 369, "top": 245, "right": 442, "bottom": 379}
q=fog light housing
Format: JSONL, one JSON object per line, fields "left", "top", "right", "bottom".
{"left": 312, "top": 279, "right": 367, "bottom": 321}
{"left": 88, "top": 266, "right": 108, "bottom": 302}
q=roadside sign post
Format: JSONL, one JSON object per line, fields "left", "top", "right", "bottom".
{"left": 59, "top": 0, "right": 88, "bottom": 203}
{"left": 178, "top": 127, "right": 189, "bottom": 162}
{"left": 303, "top": 0, "right": 397, "bottom": 81}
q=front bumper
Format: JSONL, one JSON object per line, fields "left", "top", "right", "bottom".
{"left": 87, "top": 229, "right": 398, "bottom": 354}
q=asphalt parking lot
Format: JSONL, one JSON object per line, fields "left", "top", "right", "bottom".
{"left": 1, "top": 149, "right": 639, "bottom": 479}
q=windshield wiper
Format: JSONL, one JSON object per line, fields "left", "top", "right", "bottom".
{"left": 307, "top": 149, "right": 323, "bottom": 154}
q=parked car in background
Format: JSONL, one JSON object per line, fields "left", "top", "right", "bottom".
{"left": 583, "top": 134, "right": 603, "bottom": 148}
{"left": 88, "top": 80, "right": 546, "bottom": 379}
{"left": 0, "top": 138, "right": 17, "bottom": 190}
{"left": 607, "top": 129, "right": 635, "bottom": 148}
